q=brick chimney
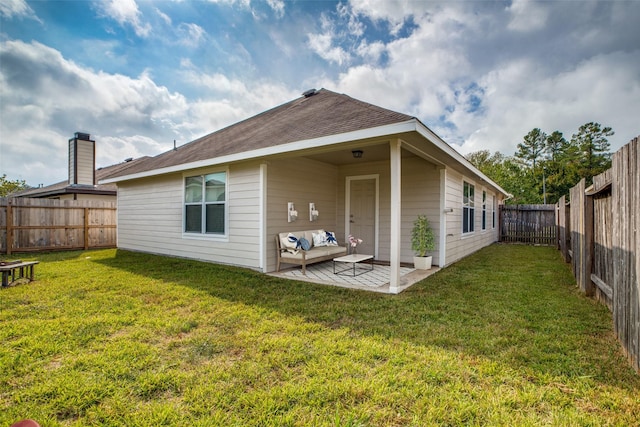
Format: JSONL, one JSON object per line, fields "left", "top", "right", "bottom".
{"left": 68, "top": 132, "right": 96, "bottom": 186}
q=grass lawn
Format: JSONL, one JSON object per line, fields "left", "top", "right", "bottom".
{"left": 1, "top": 244, "right": 638, "bottom": 426}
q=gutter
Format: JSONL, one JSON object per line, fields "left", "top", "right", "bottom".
{"left": 100, "top": 121, "right": 418, "bottom": 184}
{"left": 101, "top": 118, "right": 512, "bottom": 199}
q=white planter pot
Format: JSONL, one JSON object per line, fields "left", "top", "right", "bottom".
{"left": 413, "top": 256, "right": 433, "bottom": 270}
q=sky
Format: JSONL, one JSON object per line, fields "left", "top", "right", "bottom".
{"left": 1, "top": 0, "right": 639, "bottom": 187}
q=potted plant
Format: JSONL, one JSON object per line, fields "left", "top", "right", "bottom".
{"left": 411, "top": 215, "right": 435, "bottom": 270}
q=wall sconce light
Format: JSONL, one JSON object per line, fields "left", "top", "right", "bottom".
{"left": 288, "top": 202, "right": 298, "bottom": 222}
{"left": 352, "top": 149, "right": 363, "bottom": 159}
{"left": 309, "top": 202, "right": 319, "bottom": 221}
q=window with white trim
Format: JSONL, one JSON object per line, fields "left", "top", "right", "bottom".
{"left": 482, "top": 190, "right": 487, "bottom": 231}
{"left": 492, "top": 195, "right": 496, "bottom": 229}
{"left": 463, "top": 181, "right": 475, "bottom": 234}
{"left": 184, "top": 172, "right": 227, "bottom": 235}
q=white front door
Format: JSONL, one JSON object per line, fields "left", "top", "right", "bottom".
{"left": 347, "top": 176, "right": 378, "bottom": 257}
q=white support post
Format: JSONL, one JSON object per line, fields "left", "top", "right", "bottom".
{"left": 389, "top": 139, "right": 402, "bottom": 293}
{"left": 439, "top": 167, "right": 447, "bottom": 267}
{"left": 259, "top": 163, "right": 268, "bottom": 272}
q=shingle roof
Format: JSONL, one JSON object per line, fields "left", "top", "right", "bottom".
{"left": 106, "top": 89, "right": 414, "bottom": 179}
{"left": 13, "top": 156, "right": 150, "bottom": 197}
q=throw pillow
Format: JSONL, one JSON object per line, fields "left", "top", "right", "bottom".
{"left": 312, "top": 230, "right": 327, "bottom": 247}
{"left": 282, "top": 233, "right": 300, "bottom": 254}
{"left": 325, "top": 231, "right": 338, "bottom": 246}
{"left": 299, "top": 237, "right": 311, "bottom": 251}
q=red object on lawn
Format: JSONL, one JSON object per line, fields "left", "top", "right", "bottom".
{"left": 11, "top": 420, "right": 40, "bottom": 427}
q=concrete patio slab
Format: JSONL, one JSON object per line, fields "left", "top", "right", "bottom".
{"left": 269, "top": 260, "right": 440, "bottom": 294}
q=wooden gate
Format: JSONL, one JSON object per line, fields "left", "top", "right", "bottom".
{"left": 499, "top": 204, "right": 557, "bottom": 245}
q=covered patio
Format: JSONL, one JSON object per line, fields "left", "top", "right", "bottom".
{"left": 270, "top": 260, "right": 440, "bottom": 294}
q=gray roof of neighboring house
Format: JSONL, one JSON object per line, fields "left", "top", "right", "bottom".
{"left": 105, "top": 88, "right": 414, "bottom": 179}
{"left": 13, "top": 156, "right": 150, "bottom": 198}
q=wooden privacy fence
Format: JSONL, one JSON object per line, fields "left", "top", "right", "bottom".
{"left": 1, "top": 198, "right": 116, "bottom": 255}
{"left": 557, "top": 136, "right": 639, "bottom": 374}
{"left": 499, "top": 204, "right": 557, "bottom": 245}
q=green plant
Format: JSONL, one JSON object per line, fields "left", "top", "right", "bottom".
{"left": 411, "top": 215, "right": 435, "bottom": 257}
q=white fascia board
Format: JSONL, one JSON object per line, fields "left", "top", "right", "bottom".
{"left": 100, "top": 120, "right": 418, "bottom": 184}
{"left": 414, "top": 122, "right": 512, "bottom": 198}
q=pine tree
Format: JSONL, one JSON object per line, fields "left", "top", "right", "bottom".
{"left": 516, "top": 128, "right": 547, "bottom": 169}
{"left": 571, "top": 122, "right": 613, "bottom": 183}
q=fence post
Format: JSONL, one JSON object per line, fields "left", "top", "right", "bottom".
{"left": 84, "top": 207, "right": 90, "bottom": 250}
{"left": 585, "top": 194, "right": 595, "bottom": 297}
{"left": 6, "top": 199, "right": 13, "bottom": 256}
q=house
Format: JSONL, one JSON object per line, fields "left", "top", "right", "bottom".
{"left": 13, "top": 132, "right": 148, "bottom": 201}
{"left": 102, "top": 89, "right": 509, "bottom": 293}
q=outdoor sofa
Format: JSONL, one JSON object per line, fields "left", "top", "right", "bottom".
{"left": 275, "top": 230, "right": 347, "bottom": 275}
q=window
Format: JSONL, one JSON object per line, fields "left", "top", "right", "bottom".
{"left": 482, "top": 190, "right": 487, "bottom": 231}
{"left": 463, "top": 181, "right": 475, "bottom": 234}
{"left": 492, "top": 195, "right": 496, "bottom": 229}
{"left": 184, "top": 172, "right": 226, "bottom": 235}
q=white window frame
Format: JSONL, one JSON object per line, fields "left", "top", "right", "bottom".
{"left": 482, "top": 190, "right": 487, "bottom": 231}
{"left": 463, "top": 180, "right": 475, "bottom": 234}
{"left": 183, "top": 169, "right": 229, "bottom": 240}
{"left": 491, "top": 195, "right": 496, "bottom": 229}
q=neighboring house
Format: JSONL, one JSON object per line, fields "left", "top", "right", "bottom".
{"left": 13, "top": 132, "right": 148, "bottom": 201}
{"left": 102, "top": 89, "right": 509, "bottom": 293}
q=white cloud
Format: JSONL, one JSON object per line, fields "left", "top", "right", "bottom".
{"left": 177, "top": 23, "right": 207, "bottom": 47}
{"left": 506, "top": 0, "right": 549, "bottom": 32}
{"left": 325, "top": 1, "right": 640, "bottom": 156}
{"left": 266, "top": 0, "right": 285, "bottom": 18}
{"left": 206, "top": 0, "right": 285, "bottom": 18}
{"left": 355, "top": 39, "right": 385, "bottom": 62}
{"left": 155, "top": 7, "right": 172, "bottom": 26}
{"left": 97, "top": 0, "right": 151, "bottom": 38}
{"left": 307, "top": 12, "right": 353, "bottom": 65}
{"left": 460, "top": 51, "right": 640, "bottom": 155}
{"left": 179, "top": 67, "right": 297, "bottom": 132}
{"left": 337, "top": 2, "right": 365, "bottom": 37}
{"left": 307, "top": 32, "right": 350, "bottom": 65}
{"left": 0, "top": 0, "right": 41, "bottom": 22}
{"left": 349, "top": 0, "right": 420, "bottom": 34}
{"left": 0, "top": 38, "right": 300, "bottom": 185}
{"left": 0, "top": 39, "right": 190, "bottom": 184}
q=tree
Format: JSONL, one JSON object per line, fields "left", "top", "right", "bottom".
{"left": 570, "top": 122, "right": 613, "bottom": 182}
{"left": 467, "top": 122, "right": 614, "bottom": 205}
{"left": 545, "top": 131, "right": 567, "bottom": 162}
{"left": 467, "top": 150, "right": 536, "bottom": 204}
{"left": 0, "top": 174, "right": 29, "bottom": 197}
{"left": 515, "top": 128, "right": 547, "bottom": 169}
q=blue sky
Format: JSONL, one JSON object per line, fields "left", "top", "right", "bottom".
{"left": 1, "top": 0, "right": 639, "bottom": 186}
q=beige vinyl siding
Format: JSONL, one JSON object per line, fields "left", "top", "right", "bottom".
{"left": 265, "top": 157, "right": 339, "bottom": 272}
{"left": 443, "top": 168, "right": 499, "bottom": 265}
{"left": 337, "top": 153, "right": 441, "bottom": 265}
{"left": 401, "top": 157, "right": 442, "bottom": 265}
{"left": 68, "top": 143, "right": 75, "bottom": 185}
{"left": 117, "top": 162, "right": 262, "bottom": 269}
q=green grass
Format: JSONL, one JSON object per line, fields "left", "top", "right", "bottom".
{"left": 1, "top": 245, "right": 638, "bottom": 426}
